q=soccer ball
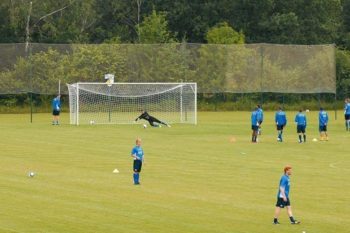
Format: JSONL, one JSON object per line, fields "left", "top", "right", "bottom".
{"left": 90, "top": 120, "right": 95, "bottom": 125}
{"left": 143, "top": 124, "right": 147, "bottom": 128}
{"left": 28, "top": 172, "right": 35, "bottom": 177}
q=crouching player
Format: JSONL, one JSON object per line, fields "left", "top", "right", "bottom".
{"left": 135, "top": 110, "right": 170, "bottom": 127}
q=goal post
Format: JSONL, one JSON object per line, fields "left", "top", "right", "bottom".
{"left": 67, "top": 82, "right": 197, "bottom": 125}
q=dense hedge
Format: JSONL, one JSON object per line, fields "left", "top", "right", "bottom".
{"left": 0, "top": 93, "right": 344, "bottom": 113}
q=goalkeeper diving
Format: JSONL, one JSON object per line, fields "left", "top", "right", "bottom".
{"left": 135, "top": 110, "right": 171, "bottom": 127}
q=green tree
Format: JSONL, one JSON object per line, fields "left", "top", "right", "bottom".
{"left": 137, "top": 9, "right": 175, "bottom": 43}
{"left": 258, "top": 12, "right": 300, "bottom": 43}
{"left": 145, "top": 0, "right": 241, "bottom": 43}
{"left": 336, "top": 49, "right": 350, "bottom": 98}
{"left": 123, "top": 10, "right": 186, "bottom": 83}
{"left": 206, "top": 22, "right": 244, "bottom": 44}
{"left": 0, "top": 0, "right": 29, "bottom": 42}
{"left": 91, "top": 0, "right": 149, "bottom": 43}
{"left": 196, "top": 23, "right": 246, "bottom": 94}
{"left": 339, "top": 0, "right": 350, "bottom": 49}
{"left": 257, "top": 0, "right": 342, "bottom": 44}
{"left": 28, "top": 0, "right": 98, "bottom": 43}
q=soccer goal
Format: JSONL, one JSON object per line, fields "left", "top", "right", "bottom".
{"left": 67, "top": 82, "right": 197, "bottom": 125}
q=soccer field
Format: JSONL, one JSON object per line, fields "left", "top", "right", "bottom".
{"left": 0, "top": 112, "right": 349, "bottom": 233}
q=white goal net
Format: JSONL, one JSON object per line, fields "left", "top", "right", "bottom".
{"left": 67, "top": 82, "right": 197, "bottom": 125}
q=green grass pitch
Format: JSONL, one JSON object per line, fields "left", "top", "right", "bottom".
{"left": 0, "top": 111, "right": 349, "bottom": 233}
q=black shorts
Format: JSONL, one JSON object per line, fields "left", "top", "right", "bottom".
{"left": 319, "top": 125, "right": 327, "bottom": 132}
{"left": 276, "top": 197, "right": 290, "bottom": 208}
{"left": 252, "top": 125, "right": 259, "bottom": 131}
{"left": 133, "top": 159, "right": 142, "bottom": 172}
{"left": 297, "top": 125, "right": 306, "bottom": 133}
{"left": 52, "top": 110, "right": 60, "bottom": 116}
{"left": 276, "top": 125, "right": 284, "bottom": 130}
{"left": 345, "top": 114, "right": 350, "bottom": 120}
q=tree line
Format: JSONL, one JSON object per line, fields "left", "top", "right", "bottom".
{"left": 1, "top": 0, "right": 349, "bottom": 46}
{"left": 0, "top": 0, "right": 350, "bottom": 103}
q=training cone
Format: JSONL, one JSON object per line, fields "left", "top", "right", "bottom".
{"left": 229, "top": 136, "right": 236, "bottom": 143}
{"left": 113, "top": 168, "right": 119, "bottom": 173}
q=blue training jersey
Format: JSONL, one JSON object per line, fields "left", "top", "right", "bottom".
{"left": 277, "top": 174, "right": 290, "bottom": 198}
{"left": 295, "top": 112, "right": 307, "bottom": 126}
{"left": 345, "top": 103, "right": 350, "bottom": 115}
{"left": 52, "top": 97, "right": 61, "bottom": 111}
{"left": 251, "top": 110, "right": 259, "bottom": 126}
{"left": 257, "top": 108, "right": 264, "bottom": 122}
{"left": 319, "top": 110, "right": 328, "bottom": 126}
{"left": 131, "top": 146, "right": 144, "bottom": 161}
{"left": 275, "top": 110, "right": 287, "bottom": 125}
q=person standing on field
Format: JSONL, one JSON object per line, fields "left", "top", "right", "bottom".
{"left": 319, "top": 107, "right": 329, "bottom": 141}
{"left": 251, "top": 107, "right": 259, "bottom": 143}
{"left": 275, "top": 107, "right": 287, "bottom": 142}
{"left": 257, "top": 104, "right": 264, "bottom": 135}
{"left": 52, "top": 95, "right": 61, "bottom": 125}
{"left": 273, "top": 165, "right": 300, "bottom": 225}
{"left": 344, "top": 98, "right": 350, "bottom": 131}
{"left": 295, "top": 109, "right": 307, "bottom": 143}
{"left": 131, "top": 138, "right": 144, "bottom": 185}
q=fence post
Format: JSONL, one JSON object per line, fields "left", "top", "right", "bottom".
{"left": 334, "top": 93, "right": 337, "bottom": 120}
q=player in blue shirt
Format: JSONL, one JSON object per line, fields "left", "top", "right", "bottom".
{"left": 131, "top": 138, "right": 144, "bottom": 185}
{"left": 319, "top": 108, "right": 329, "bottom": 141}
{"left": 273, "top": 166, "right": 300, "bottom": 225}
{"left": 295, "top": 109, "right": 307, "bottom": 143}
{"left": 344, "top": 98, "right": 350, "bottom": 131}
{"left": 275, "top": 107, "right": 287, "bottom": 142}
{"left": 257, "top": 105, "right": 264, "bottom": 135}
{"left": 251, "top": 107, "right": 259, "bottom": 143}
{"left": 52, "top": 95, "right": 61, "bottom": 125}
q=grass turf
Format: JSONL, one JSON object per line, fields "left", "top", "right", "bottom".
{"left": 0, "top": 111, "right": 349, "bottom": 233}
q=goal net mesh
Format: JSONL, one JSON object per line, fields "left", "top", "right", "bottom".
{"left": 67, "top": 83, "right": 196, "bottom": 125}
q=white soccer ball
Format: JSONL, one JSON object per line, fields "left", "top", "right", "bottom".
{"left": 312, "top": 138, "right": 318, "bottom": 142}
{"left": 306, "top": 109, "right": 310, "bottom": 112}
{"left": 143, "top": 124, "right": 147, "bottom": 128}
{"left": 90, "top": 120, "right": 95, "bottom": 125}
{"left": 28, "top": 172, "right": 35, "bottom": 177}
